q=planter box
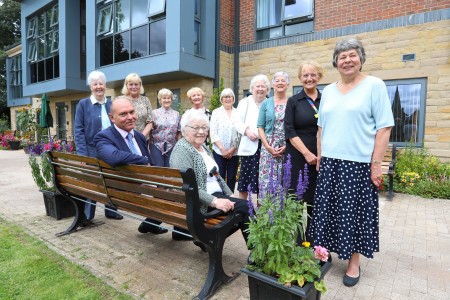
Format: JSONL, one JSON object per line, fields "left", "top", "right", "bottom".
{"left": 8, "top": 140, "right": 21, "bottom": 150}
{"left": 42, "top": 190, "right": 76, "bottom": 220}
{"left": 241, "top": 262, "right": 331, "bottom": 300}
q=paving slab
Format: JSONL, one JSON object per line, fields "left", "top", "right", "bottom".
{"left": 1, "top": 150, "right": 449, "bottom": 299}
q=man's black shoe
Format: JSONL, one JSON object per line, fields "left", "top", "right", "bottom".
{"left": 138, "top": 222, "right": 168, "bottom": 234}
{"left": 106, "top": 214, "right": 123, "bottom": 220}
{"left": 79, "top": 219, "right": 94, "bottom": 227}
{"left": 172, "top": 232, "right": 194, "bottom": 241}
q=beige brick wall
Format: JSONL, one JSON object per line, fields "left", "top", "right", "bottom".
{"left": 238, "top": 20, "right": 450, "bottom": 161}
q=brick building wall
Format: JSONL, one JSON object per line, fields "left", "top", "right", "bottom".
{"left": 220, "top": 0, "right": 235, "bottom": 46}
{"left": 237, "top": 20, "right": 450, "bottom": 160}
{"left": 315, "top": 0, "right": 450, "bottom": 30}
{"left": 238, "top": 0, "right": 450, "bottom": 44}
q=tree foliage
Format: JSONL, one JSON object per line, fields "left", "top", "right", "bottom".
{"left": 0, "top": 0, "right": 21, "bottom": 119}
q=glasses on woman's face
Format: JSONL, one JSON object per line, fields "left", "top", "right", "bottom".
{"left": 186, "top": 125, "right": 209, "bottom": 133}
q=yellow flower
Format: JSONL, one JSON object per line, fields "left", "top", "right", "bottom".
{"left": 409, "top": 183, "right": 414, "bottom": 186}
{"left": 302, "top": 241, "right": 310, "bottom": 248}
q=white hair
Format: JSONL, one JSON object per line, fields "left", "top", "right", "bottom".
{"left": 180, "top": 109, "right": 209, "bottom": 136}
{"left": 87, "top": 70, "right": 106, "bottom": 86}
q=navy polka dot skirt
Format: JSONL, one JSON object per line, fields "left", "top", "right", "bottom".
{"left": 311, "top": 156, "right": 379, "bottom": 260}
{"left": 237, "top": 141, "right": 261, "bottom": 194}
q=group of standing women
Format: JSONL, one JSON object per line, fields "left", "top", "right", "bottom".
{"left": 74, "top": 37, "right": 394, "bottom": 288}
{"left": 212, "top": 38, "right": 394, "bottom": 288}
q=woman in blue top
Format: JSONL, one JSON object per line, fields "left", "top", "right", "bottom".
{"left": 312, "top": 39, "right": 394, "bottom": 287}
{"left": 257, "top": 72, "right": 289, "bottom": 193}
{"left": 74, "top": 70, "right": 122, "bottom": 221}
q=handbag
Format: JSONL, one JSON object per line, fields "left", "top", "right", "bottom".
{"left": 231, "top": 99, "right": 249, "bottom": 148}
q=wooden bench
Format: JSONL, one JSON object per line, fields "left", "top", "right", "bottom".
{"left": 48, "top": 151, "right": 244, "bottom": 300}
{"left": 381, "top": 144, "right": 397, "bottom": 200}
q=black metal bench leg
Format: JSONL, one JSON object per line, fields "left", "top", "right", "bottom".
{"left": 55, "top": 198, "right": 84, "bottom": 237}
{"left": 194, "top": 239, "right": 240, "bottom": 300}
{"left": 387, "top": 174, "right": 394, "bottom": 200}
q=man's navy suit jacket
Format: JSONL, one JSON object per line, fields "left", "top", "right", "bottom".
{"left": 94, "top": 125, "right": 151, "bottom": 167}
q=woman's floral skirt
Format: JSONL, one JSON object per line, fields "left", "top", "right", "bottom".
{"left": 311, "top": 157, "right": 379, "bottom": 260}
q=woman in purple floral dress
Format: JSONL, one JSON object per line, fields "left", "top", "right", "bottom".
{"left": 257, "top": 72, "right": 290, "bottom": 192}
{"left": 149, "top": 88, "right": 181, "bottom": 167}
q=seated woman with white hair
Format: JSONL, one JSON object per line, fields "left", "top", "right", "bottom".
{"left": 170, "top": 109, "right": 250, "bottom": 245}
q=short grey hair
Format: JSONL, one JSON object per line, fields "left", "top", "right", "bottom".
{"left": 88, "top": 70, "right": 106, "bottom": 86}
{"left": 180, "top": 109, "right": 209, "bottom": 136}
{"left": 249, "top": 74, "right": 270, "bottom": 91}
{"left": 272, "top": 71, "right": 290, "bottom": 85}
{"left": 157, "top": 88, "right": 173, "bottom": 101}
{"left": 332, "top": 38, "right": 366, "bottom": 70}
{"left": 220, "top": 88, "right": 236, "bottom": 104}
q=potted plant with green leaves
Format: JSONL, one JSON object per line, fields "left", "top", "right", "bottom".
{"left": 26, "top": 139, "right": 76, "bottom": 220}
{"left": 242, "top": 155, "right": 331, "bottom": 300}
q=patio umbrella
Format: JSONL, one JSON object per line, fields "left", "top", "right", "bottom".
{"left": 39, "top": 93, "right": 53, "bottom": 140}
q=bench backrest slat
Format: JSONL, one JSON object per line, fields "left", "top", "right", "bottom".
{"left": 55, "top": 166, "right": 104, "bottom": 185}
{"left": 104, "top": 178, "right": 186, "bottom": 203}
{"left": 112, "top": 198, "right": 188, "bottom": 229}
{"left": 107, "top": 189, "right": 186, "bottom": 215}
{"left": 60, "top": 182, "right": 109, "bottom": 203}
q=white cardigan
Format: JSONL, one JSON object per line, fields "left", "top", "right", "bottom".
{"left": 235, "top": 95, "right": 261, "bottom": 156}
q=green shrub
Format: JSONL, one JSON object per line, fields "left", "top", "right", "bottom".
{"left": 0, "top": 114, "right": 10, "bottom": 133}
{"left": 394, "top": 143, "right": 450, "bottom": 199}
{"left": 209, "top": 77, "right": 224, "bottom": 112}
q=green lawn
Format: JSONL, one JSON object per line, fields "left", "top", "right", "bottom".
{"left": 0, "top": 218, "right": 134, "bottom": 300}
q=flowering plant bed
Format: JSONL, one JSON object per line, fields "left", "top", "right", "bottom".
{"left": 26, "top": 139, "right": 74, "bottom": 191}
{"left": 244, "top": 155, "right": 328, "bottom": 295}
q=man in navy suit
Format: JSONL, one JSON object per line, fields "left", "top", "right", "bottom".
{"left": 94, "top": 97, "right": 167, "bottom": 235}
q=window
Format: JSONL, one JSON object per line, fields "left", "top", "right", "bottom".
{"left": 97, "top": 0, "right": 166, "bottom": 66}
{"left": 386, "top": 78, "right": 426, "bottom": 146}
{"left": 282, "top": 0, "right": 313, "bottom": 22}
{"left": 27, "top": 18, "right": 36, "bottom": 38}
{"left": 27, "top": 3, "right": 59, "bottom": 83}
{"left": 148, "top": 0, "right": 166, "bottom": 17}
{"left": 8, "top": 54, "right": 23, "bottom": 99}
{"left": 97, "top": 5, "right": 113, "bottom": 35}
{"left": 50, "top": 4, "right": 59, "bottom": 26}
{"left": 293, "top": 78, "right": 426, "bottom": 146}
{"left": 194, "top": 0, "right": 201, "bottom": 55}
{"left": 256, "top": 0, "right": 314, "bottom": 41}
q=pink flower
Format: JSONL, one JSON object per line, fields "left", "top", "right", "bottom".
{"left": 314, "top": 245, "right": 329, "bottom": 262}
{"left": 43, "top": 143, "right": 52, "bottom": 151}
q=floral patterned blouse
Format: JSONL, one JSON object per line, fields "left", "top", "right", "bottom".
{"left": 126, "top": 95, "right": 153, "bottom": 133}
{"left": 150, "top": 107, "right": 181, "bottom": 155}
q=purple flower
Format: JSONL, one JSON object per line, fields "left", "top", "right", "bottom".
{"left": 247, "top": 196, "right": 255, "bottom": 219}
{"left": 296, "top": 168, "right": 307, "bottom": 199}
{"left": 283, "top": 154, "right": 292, "bottom": 192}
{"left": 303, "top": 164, "right": 309, "bottom": 189}
{"left": 268, "top": 209, "right": 274, "bottom": 224}
{"left": 268, "top": 158, "right": 276, "bottom": 197}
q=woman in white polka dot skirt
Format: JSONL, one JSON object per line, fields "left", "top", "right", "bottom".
{"left": 312, "top": 38, "right": 394, "bottom": 287}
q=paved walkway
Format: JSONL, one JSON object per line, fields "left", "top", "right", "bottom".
{"left": 1, "top": 150, "right": 449, "bottom": 299}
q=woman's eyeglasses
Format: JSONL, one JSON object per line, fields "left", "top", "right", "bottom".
{"left": 186, "top": 125, "right": 209, "bottom": 132}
